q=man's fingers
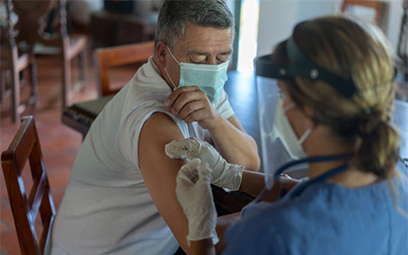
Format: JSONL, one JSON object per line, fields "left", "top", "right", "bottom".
{"left": 165, "top": 86, "right": 202, "bottom": 108}
{"left": 170, "top": 91, "right": 208, "bottom": 116}
{"left": 183, "top": 108, "right": 211, "bottom": 125}
{"left": 178, "top": 101, "right": 207, "bottom": 121}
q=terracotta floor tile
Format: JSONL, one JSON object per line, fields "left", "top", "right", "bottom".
{"left": 0, "top": 230, "right": 20, "bottom": 255}
{"left": 47, "top": 169, "right": 72, "bottom": 190}
{"left": 0, "top": 219, "right": 11, "bottom": 232}
{"left": 52, "top": 187, "right": 67, "bottom": 210}
{"left": 0, "top": 208, "right": 15, "bottom": 232}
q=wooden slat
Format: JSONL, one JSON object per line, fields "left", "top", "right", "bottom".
{"left": 28, "top": 171, "right": 46, "bottom": 218}
{"left": 95, "top": 41, "right": 155, "bottom": 97}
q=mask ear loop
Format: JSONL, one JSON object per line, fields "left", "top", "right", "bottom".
{"left": 164, "top": 68, "right": 177, "bottom": 91}
{"left": 167, "top": 46, "right": 181, "bottom": 65}
{"left": 283, "top": 102, "right": 314, "bottom": 144}
{"left": 164, "top": 46, "right": 181, "bottom": 91}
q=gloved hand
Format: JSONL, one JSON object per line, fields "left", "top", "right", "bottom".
{"left": 166, "top": 137, "right": 244, "bottom": 191}
{"left": 176, "top": 158, "right": 219, "bottom": 246}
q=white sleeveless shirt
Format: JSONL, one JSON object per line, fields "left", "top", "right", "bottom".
{"left": 51, "top": 57, "right": 234, "bottom": 255}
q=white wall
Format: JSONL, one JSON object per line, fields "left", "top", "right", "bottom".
{"left": 257, "top": 0, "right": 405, "bottom": 56}
{"left": 386, "top": 0, "right": 405, "bottom": 53}
{"left": 257, "top": 0, "right": 298, "bottom": 56}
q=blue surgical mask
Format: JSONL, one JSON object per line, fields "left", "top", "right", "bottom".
{"left": 165, "top": 46, "right": 229, "bottom": 103}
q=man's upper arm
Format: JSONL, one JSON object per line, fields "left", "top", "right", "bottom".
{"left": 138, "top": 112, "right": 191, "bottom": 254}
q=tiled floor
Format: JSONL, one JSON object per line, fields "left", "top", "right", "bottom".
{"left": 0, "top": 52, "right": 100, "bottom": 254}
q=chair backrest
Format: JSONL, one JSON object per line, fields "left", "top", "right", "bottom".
{"left": 1, "top": 116, "right": 55, "bottom": 255}
{"left": 94, "top": 41, "right": 155, "bottom": 97}
{"left": 11, "top": 0, "right": 59, "bottom": 47}
{"left": 341, "top": 0, "right": 385, "bottom": 25}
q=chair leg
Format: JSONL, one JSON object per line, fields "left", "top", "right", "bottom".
{"left": 29, "top": 62, "right": 38, "bottom": 106}
{"left": 11, "top": 68, "right": 20, "bottom": 123}
{"left": 0, "top": 71, "right": 5, "bottom": 104}
{"left": 62, "top": 37, "right": 71, "bottom": 107}
{"left": 79, "top": 50, "right": 87, "bottom": 91}
{"left": 62, "top": 57, "right": 71, "bottom": 107}
{"left": 11, "top": 47, "right": 20, "bottom": 123}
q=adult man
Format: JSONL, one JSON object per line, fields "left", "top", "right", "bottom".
{"left": 51, "top": 1, "right": 259, "bottom": 254}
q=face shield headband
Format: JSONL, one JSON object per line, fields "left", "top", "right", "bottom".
{"left": 255, "top": 36, "right": 358, "bottom": 98}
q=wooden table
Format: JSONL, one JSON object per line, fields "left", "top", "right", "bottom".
{"left": 90, "top": 10, "right": 156, "bottom": 49}
{"left": 62, "top": 95, "right": 114, "bottom": 138}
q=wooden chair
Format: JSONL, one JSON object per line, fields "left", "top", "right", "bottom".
{"left": 11, "top": 0, "right": 87, "bottom": 107}
{"left": 341, "top": 0, "right": 385, "bottom": 25}
{"left": 94, "top": 41, "right": 155, "bottom": 97}
{"left": 0, "top": 0, "right": 37, "bottom": 122}
{"left": 1, "top": 116, "right": 56, "bottom": 255}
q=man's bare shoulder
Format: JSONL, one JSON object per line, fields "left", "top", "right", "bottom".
{"left": 141, "top": 112, "right": 184, "bottom": 140}
{"left": 138, "top": 112, "right": 185, "bottom": 165}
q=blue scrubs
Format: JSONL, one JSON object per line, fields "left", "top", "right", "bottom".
{"left": 223, "top": 161, "right": 408, "bottom": 255}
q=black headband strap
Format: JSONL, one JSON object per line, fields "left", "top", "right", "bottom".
{"left": 255, "top": 36, "right": 359, "bottom": 98}
{"left": 286, "top": 36, "right": 358, "bottom": 97}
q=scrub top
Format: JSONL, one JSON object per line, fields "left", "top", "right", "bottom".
{"left": 223, "top": 161, "right": 408, "bottom": 255}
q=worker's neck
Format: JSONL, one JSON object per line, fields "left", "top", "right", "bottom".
{"left": 304, "top": 125, "right": 379, "bottom": 188}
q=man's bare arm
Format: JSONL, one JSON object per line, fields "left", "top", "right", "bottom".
{"left": 210, "top": 115, "right": 260, "bottom": 171}
{"left": 139, "top": 112, "right": 237, "bottom": 254}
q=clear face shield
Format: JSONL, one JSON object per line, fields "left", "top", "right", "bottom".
{"left": 254, "top": 36, "right": 359, "bottom": 190}
{"left": 255, "top": 59, "right": 308, "bottom": 190}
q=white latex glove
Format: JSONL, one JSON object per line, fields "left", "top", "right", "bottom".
{"left": 176, "top": 158, "right": 219, "bottom": 246}
{"left": 166, "top": 137, "right": 244, "bottom": 191}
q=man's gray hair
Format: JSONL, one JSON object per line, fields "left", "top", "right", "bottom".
{"left": 155, "top": 0, "right": 235, "bottom": 47}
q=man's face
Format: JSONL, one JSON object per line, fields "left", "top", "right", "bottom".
{"left": 165, "top": 23, "right": 233, "bottom": 87}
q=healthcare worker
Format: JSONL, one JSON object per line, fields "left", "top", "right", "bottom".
{"left": 164, "top": 15, "right": 408, "bottom": 255}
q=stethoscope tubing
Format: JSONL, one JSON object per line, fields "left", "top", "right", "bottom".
{"left": 250, "top": 154, "right": 352, "bottom": 204}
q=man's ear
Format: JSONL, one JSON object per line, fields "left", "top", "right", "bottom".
{"left": 156, "top": 42, "right": 168, "bottom": 68}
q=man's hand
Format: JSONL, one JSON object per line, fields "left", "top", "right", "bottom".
{"left": 164, "top": 86, "right": 222, "bottom": 130}
{"left": 166, "top": 137, "right": 244, "bottom": 191}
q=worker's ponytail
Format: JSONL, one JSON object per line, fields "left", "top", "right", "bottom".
{"left": 353, "top": 111, "right": 399, "bottom": 179}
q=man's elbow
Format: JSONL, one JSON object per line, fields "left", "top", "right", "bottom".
{"left": 245, "top": 149, "right": 261, "bottom": 172}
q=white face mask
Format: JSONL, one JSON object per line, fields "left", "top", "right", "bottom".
{"left": 273, "top": 97, "right": 313, "bottom": 159}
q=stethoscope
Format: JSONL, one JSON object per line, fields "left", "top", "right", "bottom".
{"left": 249, "top": 154, "right": 352, "bottom": 206}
